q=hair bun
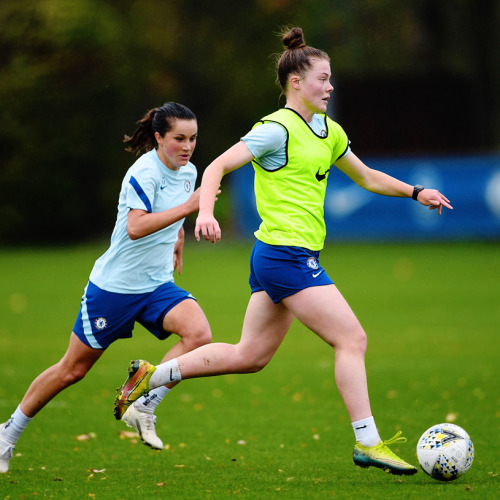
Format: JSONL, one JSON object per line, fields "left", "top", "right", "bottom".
{"left": 283, "top": 27, "right": 306, "bottom": 50}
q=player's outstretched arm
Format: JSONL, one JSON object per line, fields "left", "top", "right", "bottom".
{"left": 335, "top": 152, "right": 453, "bottom": 215}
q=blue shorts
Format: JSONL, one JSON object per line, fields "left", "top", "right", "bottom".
{"left": 249, "top": 240, "right": 334, "bottom": 304}
{"left": 73, "top": 281, "right": 196, "bottom": 349}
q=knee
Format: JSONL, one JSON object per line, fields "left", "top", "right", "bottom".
{"left": 181, "top": 324, "right": 212, "bottom": 350}
{"left": 334, "top": 326, "right": 367, "bottom": 356}
{"left": 348, "top": 328, "right": 367, "bottom": 355}
{"left": 57, "top": 363, "right": 88, "bottom": 387}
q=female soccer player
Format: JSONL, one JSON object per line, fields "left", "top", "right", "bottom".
{"left": 0, "top": 102, "right": 214, "bottom": 473}
{"left": 114, "top": 29, "right": 452, "bottom": 475}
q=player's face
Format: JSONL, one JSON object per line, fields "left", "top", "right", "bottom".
{"left": 300, "top": 58, "right": 333, "bottom": 114}
{"left": 156, "top": 118, "right": 198, "bottom": 170}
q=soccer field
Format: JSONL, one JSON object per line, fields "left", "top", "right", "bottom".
{"left": 0, "top": 240, "right": 498, "bottom": 499}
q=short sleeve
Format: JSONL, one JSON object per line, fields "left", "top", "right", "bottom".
{"left": 125, "top": 169, "right": 157, "bottom": 213}
{"left": 242, "top": 122, "right": 287, "bottom": 159}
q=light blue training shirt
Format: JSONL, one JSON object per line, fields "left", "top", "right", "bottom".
{"left": 89, "top": 149, "right": 197, "bottom": 293}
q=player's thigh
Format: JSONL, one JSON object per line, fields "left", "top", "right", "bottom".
{"left": 162, "top": 298, "right": 211, "bottom": 338}
{"left": 238, "top": 291, "right": 294, "bottom": 361}
{"left": 283, "top": 284, "right": 365, "bottom": 347}
{"left": 60, "top": 332, "right": 105, "bottom": 375}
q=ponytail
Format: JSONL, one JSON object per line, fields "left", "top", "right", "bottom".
{"left": 123, "top": 102, "right": 196, "bottom": 156}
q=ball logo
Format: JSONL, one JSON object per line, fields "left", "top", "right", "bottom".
{"left": 307, "top": 257, "right": 319, "bottom": 270}
{"left": 184, "top": 180, "right": 191, "bottom": 192}
{"left": 94, "top": 317, "right": 108, "bottom": 330}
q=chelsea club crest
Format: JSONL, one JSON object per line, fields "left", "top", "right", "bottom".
{"left": 307, "top": 257, "right": 319, "bottom": 270}
{"left": 94, "top": 317, "right": 108, "bottom": 330}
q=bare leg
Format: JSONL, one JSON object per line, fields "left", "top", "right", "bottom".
{"left": 176, "top": 291, "right": 294, "bottom": 378}
{"left": 158, "top": 298, "right": 212, "bottom": 389}
{"left": 283, "top": 284, "right": 372, "bottom": 422}
{"left": 20, "top": 333, "right": 104, "bottom": 418}
{"left": 152, "top": 286, "right": 370, "bottom": 421}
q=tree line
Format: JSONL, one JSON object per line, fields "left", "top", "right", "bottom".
{"left": 0, "top": 0, "right": 498, "bottom": 244}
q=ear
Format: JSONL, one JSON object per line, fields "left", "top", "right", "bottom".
{"left": 154, "top": 131, "right": 162, "bottom": 143}
{"left": 289, "top": 74, "right": 301, "bottom": 91}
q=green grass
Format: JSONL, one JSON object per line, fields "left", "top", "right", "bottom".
{"left": 0, "top": 240, "right": 498, "bottom": 499}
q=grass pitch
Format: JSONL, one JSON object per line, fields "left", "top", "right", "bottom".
{"left": 0, "top": 240, "right": 498, "bottom": 499}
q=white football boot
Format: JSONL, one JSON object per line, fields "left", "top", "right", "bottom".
{"left": 122, "top": 405, "right": 164, "bottom": 450}
{"left": 0, "top": 423, "right": 15, "bottom": 473}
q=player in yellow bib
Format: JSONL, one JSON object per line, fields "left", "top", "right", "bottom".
{"left": 114, "top": 28, "right": 452, "bottom": 475}
{"left": 251, "top": 107, "right": 349, "bottom": 250}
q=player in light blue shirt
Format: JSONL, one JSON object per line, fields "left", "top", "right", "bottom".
{"left": 90, "top": 147, "right": 197, "bottom": 293}
{"left": 0, "top": 103, "right": 214, "bottom": 472}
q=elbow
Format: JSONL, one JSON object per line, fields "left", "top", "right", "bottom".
{"left": 126, "top": 223, "right": 142, "bottom": 240}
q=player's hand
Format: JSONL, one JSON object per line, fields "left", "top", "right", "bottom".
{"left": 417, "top": 189, "right": 453, "bottom": 215}
{"left": 195, "top": 213, "right": 221, "bottom": 244}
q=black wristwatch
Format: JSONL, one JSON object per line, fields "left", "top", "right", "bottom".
{"left": 412, "top": 185, "right": 424, "bottom": 201}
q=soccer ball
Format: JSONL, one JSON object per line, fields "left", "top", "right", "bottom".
{"left": 416, "top": 423, "right": 474, "bottom": 481}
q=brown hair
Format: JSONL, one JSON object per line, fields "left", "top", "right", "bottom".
{"left": 276, "top": 27, "right": 330, "bottom": 93}
{"left": 123, "top": 102, "right": 196, "bottom": 156}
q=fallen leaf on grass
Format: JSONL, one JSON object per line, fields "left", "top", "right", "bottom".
{"left": 75, "top": 433, "right": 97, "bottom": 441}
{"left": 119, "top": 431, "right": 139, "bottom": 439}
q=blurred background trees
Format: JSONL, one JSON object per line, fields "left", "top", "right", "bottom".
{"left": 0, "top": 0, "right": 498, "bottom": 244}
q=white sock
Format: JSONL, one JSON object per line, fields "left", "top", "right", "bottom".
{"left": 150, "top": 358, "right": 182, "bottom": 388}
{"left": 133, "top": 386, "right": 170, "bottom": 414}
{"left": 352, "top": 416, "right": 381, "bottom": 447}
{"left": 2, "top": 406, "right": 32, "bottom": 446}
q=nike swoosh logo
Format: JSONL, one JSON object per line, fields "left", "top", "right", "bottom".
{"left": 312, "top": 271, "right": 322, "bottom": 278}
{"left": 315, "top": 168, "right": 330, "bottom": 182}
{"left": 169, "top": 368, "right": 175, "bottom": 381}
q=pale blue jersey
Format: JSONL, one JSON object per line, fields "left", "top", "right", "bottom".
{"left": 89, "top": 149, "right": 197, "bottom": 293}
{"left": 242, "top": 113, "right": 351, "bottom": 170}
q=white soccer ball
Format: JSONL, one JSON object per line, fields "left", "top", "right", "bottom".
{"left": 416, "top": 423, "right": 474, "bottom": 481}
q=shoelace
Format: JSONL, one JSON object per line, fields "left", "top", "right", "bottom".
{"left": 383, "top": 431, "right": 408, "bottom": 446}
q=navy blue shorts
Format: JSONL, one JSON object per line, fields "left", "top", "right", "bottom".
{"left": 249, "top": 240, "right": 334, "bottom": 304}
{"left": 73, "top": 281, "right": 196, "bottom": 349}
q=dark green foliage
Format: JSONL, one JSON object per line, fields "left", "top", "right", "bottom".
{"left": 0, "top": 1, "right": 499, "bottom": 243}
